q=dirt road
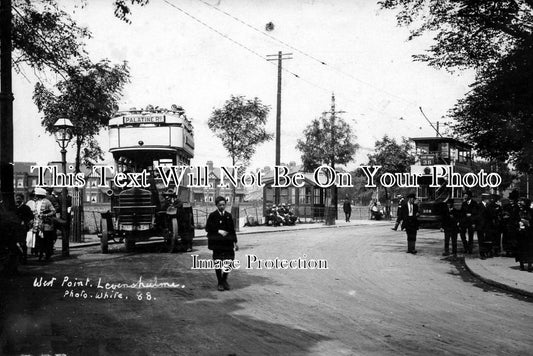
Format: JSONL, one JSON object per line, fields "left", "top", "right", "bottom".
{"left": 1, "top": 226, "right": 532, "bottom": 355}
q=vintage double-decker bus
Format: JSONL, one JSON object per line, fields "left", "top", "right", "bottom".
{"left": 99, "top": 106, "right": 195, "bottom": 252}
{"left": 409, "top": 137, "right": 473, "bottom": 226}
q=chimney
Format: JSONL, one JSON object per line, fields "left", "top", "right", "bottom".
{"left": 206, "top": 161, "right": 214, "bottom": 171}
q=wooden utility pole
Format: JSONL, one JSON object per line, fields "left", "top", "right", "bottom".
{"left": 266, "top": 51, "right": 292, "bottom": 205}
{"left": 0, "top": 0, "right": 14, "bottom": 210}
{"left": 323, "top": 93, "right": 345, "bottom": 224}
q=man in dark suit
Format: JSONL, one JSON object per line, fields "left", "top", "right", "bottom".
{"left": 205, "top": 196, "right": 239, "bottom": 291}
{"left": 343, "top": 197, "right": 352, "bottom": 222}
{"left": 478, "top": 194, "right": 502, "bottom": 259}
{"left": 400, "top": 193, "right": 419, "bottom": 254}
{"left": 392, "top": 195, "right": 404, "bottom": 231}
{"left": 441, "top": 199, "right": 460, "bottom": 257}
{"left": 460, "top": 191, "right": 478, "bottom": 254}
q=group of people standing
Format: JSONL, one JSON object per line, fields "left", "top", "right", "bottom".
{"left": 1, "top": 187, "right": 66, "bottom": 274}
{"left": 392, "top": 190, "right": 533, "bottom": 271}
{"left": 265, "top": 203, "right": 298, "bottom": 226}
{"left": 441, "top": 190, "right": 533, "bottom": 268}
{"left": 17, "top": 187, "right": 64, "bottom": 263}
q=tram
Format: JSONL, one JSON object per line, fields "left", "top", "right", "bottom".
{"left": 409, "top": 137, "right": 473, "bottom": 226}
{"left": 99, "top": 106, "right": 195, "bottom": 253}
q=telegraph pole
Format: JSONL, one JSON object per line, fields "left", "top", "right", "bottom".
{"left": 0, "top": 0, "right": 14, "bottom": 210}
{"left": 323, "top": 93, "right": 345, "bottom": 224}
{"left": 266, "top": 51, "right": 292, "bottom": 205}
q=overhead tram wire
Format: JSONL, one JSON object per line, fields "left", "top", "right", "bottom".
{"left": 161, "top": 0, "right": 411, "bottom": 122}
{"left": 194, "top": 0, "right": 327, "bottom": 66}
{"left": 161, "top": 0, "right": 299, "bottom": 77}
{"left": 193, "top": 0, "right": 417, "bottom": 107}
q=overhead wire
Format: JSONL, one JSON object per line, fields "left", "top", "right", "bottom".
{"left": 161, "top": 0, "right": 417, "bottom": 123}
{"left": 193, "top": 0, "right": 418, "bottom": 106}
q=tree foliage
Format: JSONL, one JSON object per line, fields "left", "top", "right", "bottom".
{"left": 112, "top": 0, "right": 150, "bottom": 23}
{"left": 296, "top": 114, "right": 359, "bottom": 172}
{"left": 451, "top": 43, "right": 533, "bottom": 173}
{"left": 208, "top": 95, "right": 272, "bottom": 167}
{"left": 11, "top": 0, "right": 90, "bottom": 74}
{"left": 367, "top": 135, "right": 415, "bottom": 175}
{"left": 365, "top": 135, "right": 415, "bottom": 204}
{"left": 11, "top": 0, "right": 149, "bottom": 74}
{"left": 380, "top": 0, "right": 533, "bottom": 173}
{"left": 471, "top": 159, "right": 515, "bottom": 195}
{"left": 379, "top": 0, "right": 533, "bottom": 72}
{"left": 33, "top": 59, "right": 130, "bottom": 171}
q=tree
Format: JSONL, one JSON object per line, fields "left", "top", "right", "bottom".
{"left": 379, "top": 0, "right": 533, "bottom": 72}
{"left": 366, "top": 136, "right": 415, "bottom": 217}
{"left": 451, "top": 43, "right": 533, "bottom": 173}
{"left": 470, "top": 159, "right": 515, "bottom": 196}
{"left": 11, "top": 0, "right": 90, "bottom": 74}
{"left": 296, "top": 98, "right": 359, "bottom": 222}
{"left": 296, "top": 115, "right": 358, "bottom": 172}
{"left": 113, "top": 0, "right": 150, "bottom": 23}
{"left": 380, "top": 0, "right": 533, "bottom": 174}
{"left": 207, "top": 95, "right": 272, "bottom": 203}
{"left": 33, "top": 58, "right": 130, "bottom": 172}
{"left": 1, "top": 0, "right": 147, "bottom": 208}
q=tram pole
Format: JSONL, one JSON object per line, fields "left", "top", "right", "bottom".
{"left": 266, "top": 51, "right": 292, "bottom": 205}
{"left": 0, "top": 0, "right": 14, "bottom": 210}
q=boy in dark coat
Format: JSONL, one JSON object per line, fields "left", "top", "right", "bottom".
{"left": 205, "top": 196, "right": 239, "bottom": 291}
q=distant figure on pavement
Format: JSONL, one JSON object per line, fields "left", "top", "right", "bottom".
{"left": 343, "top": 197, "right": 352, "bottom": 222}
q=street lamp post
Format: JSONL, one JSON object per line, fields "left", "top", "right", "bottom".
{"left": 53, "top": 118, "right": 73, "bottom": 257}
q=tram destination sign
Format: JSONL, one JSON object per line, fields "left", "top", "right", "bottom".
{"left": 123, "top": 115, "right": 165, "bottom": 124}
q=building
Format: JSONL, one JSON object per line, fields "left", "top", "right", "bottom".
{"left": 262, "top": 169, "right": 333, "bottom": 220}
{"left": 13, "top": 161, "right": 113, "bottom": 204}
{"left": 190, "top": 161, "right": 246, "bottom": 203}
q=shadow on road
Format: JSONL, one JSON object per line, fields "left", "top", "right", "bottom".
{"left": 0, "top": 240, "right": 333, "bottom": 355}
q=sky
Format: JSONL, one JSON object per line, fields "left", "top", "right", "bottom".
{"left": 13, "top": 0, "right": 475, "bottom": 171}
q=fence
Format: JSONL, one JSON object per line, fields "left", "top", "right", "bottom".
{"left": 81, "top": 202, "right": 387, "bottom": 234}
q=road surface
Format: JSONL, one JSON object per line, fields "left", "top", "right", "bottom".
{"left": 1, "top": 225, "right": 532, "bottom": 355}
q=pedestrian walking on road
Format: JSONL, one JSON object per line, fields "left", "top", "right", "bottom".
{"left": 343, "top": 197, "right": 352, "bottom": 222}
{"left": 206, "top": 196, "right": 239, "bottom": 291}
{"left": 400, "top": 193, "right": 419, "bottom": 254}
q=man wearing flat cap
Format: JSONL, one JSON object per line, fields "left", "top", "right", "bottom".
{"left": 399, "top": 193, "right": 419, "bottom": 254}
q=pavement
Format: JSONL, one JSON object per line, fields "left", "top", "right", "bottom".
{"left": 54, "top": 219, "right": 533, "bottom": 298}
{"left": 463, "top": 255, "right": 533, "bottom": 298}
